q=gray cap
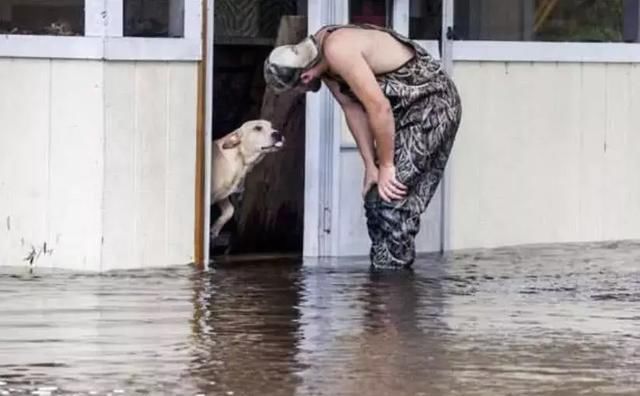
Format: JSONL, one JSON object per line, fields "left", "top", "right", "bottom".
{"left": 264, "top": 36, "right": 320, "bottom": 93}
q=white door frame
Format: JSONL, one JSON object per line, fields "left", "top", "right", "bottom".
{"left": 394, "top": 0, "right": 453, "bottom": 253}
{"left": 440, "top": 0, "right": 455, "bottom": 252}
{"left": 205, "top": 0, "right": 455, "bottom": 260}
{"left": 303, "top": 0, "right": 346, "bottom": 257}
{"left": 203, "top": 0, "right": 214, "bottom": 267}
{"left": 203, "top": 0, "right": 334, "bottom": 263}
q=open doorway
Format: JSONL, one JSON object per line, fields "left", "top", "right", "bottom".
{"left": 210, "top": 0, "right": 308, "bottom": 258}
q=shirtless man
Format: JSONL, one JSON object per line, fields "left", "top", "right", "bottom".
{"left": 264, "top": 23, "right": 462, "bottom": 269}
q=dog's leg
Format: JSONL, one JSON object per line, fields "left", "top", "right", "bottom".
{"left": 211, "top": 197, "right": 234, "bottom": 239}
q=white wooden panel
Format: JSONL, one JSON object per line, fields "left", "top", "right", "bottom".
{"left": 0, "top": 58, "right": 50, "bottom": 268}
{"left": 449, "top": 61, "right": 586, "bottom": 249}
{"left": 576, "top": 63, "right": 607, "bottom": 240}
{"left": 602, "top": 63, "right": 640, "bottom": 239}
{"left": 337, "top": 151, "right": 368, "bottom": 255}
{"left": 102, "top": 62, "right": 137, "bottom": 270}
{"left": 102, "top": 61, "right": 198, "bottom": 270}
{"left": 166, "top": 62, "right": 197, "bottom": 265}
{"left": 602, "top": 63, "right": 627, "bottom": 239}
{"left": 135, "top": 62, "right": 170, "bottom": 267}
{"left": 47, "top": 60, "right": 104, "bottom": 270}
{"left": 453, "top": 41, "right": 640, "bottom": 63}
{"left": 625, "top": 64, "right": 640, "bottom": 236}
{"left": 1, "top": 59, "right": 198, "bottom": 271}
{"left": 0, "top": 36, "right": 103, "bottom": 59}
{"left": 448, "top": 61, "right": 640, "bottom": 251}
{"left": 104, "top": 38, "right": 201, "bottom": 61}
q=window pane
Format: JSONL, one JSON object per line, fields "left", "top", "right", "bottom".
{"left": 409, "top": 0, "right": 442, "bottom": 39}
{"left": 124, "top": 0, "right": 185, "bottom": 38}
{"left": 214, "top": 0, "right": 299, "bottom": 44}
{"left": 350, "top": 0, "right": 392, "bottom": 27}
{"left": 213, "top": 0, "right": 305, "bottom": 135}
{"left": 0, "top": 0, "right": 84, "bottom": 36}
{"left": 454, "top": 0, "right": 640, "bottom": 42}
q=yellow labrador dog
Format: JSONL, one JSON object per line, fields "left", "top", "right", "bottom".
{"left": 210, "top": 120, "right": 284, "bottom": 239}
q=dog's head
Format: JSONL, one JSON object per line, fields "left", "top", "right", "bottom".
{"left": 221, "top": 120, "right": 285, "bottom": 156}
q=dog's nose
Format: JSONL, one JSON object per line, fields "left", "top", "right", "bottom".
{"left": 271, "top": 131, "right": 283, "bottom": 141}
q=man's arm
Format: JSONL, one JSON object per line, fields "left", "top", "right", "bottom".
{"left": 323, "top": 78, "right": 376, "bottom": 169}
{"left": 322, "top": 33, "right": 395, "bottom": 168}
{"left": 322, "top": 32, "right": 406, "bottom": 202}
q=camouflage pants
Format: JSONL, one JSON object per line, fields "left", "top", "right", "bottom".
{"left": 364, "top": 70, "right": 462, "bottom": 269}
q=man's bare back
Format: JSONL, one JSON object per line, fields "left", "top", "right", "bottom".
{"left": 318, "top": 26, "right": 415, "bottom": 79}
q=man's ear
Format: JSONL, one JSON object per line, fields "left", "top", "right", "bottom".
{"left": 222, "top": 131, "right": 241, "bottom": 149}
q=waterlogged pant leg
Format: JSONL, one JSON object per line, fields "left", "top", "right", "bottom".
{"left": 364, "top": 91, "right": 461, "bottom": 269}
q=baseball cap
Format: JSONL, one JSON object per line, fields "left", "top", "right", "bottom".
{"left": 263, "top": 35, "right": 321, "bottom": 93}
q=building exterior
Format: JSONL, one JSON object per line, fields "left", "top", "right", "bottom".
{"left": 0, "top": 0, "right": 202, "bottom": 271}
{"left": 325, "top": 0, "right": 640, "bottom": 258}
{"left": 1, "top": 0, "right": 639, "bottom": 271}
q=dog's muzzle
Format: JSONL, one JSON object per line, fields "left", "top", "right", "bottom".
{"left": 262, "top": 131, "right": 285, "bottom": 150}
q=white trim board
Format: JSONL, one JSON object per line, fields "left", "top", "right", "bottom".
{"left": 0, "top": 35, "right": 201, "bottom": 60}
{"left": 105, "top": 38, "right": 201, "bottom": 61}
{"left": 453, "top": 41, "right": 640, "bottom": 63}
{"left": 0, "top": 35, "right": 103, "bottom": 59}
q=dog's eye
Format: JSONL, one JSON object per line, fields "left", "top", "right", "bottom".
{"left": 254, "top": 125, "right": 263, "bottom": 132}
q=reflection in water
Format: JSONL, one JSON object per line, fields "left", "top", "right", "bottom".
{"left": 189, "top": 259, "right": 305, "bottom": 395}
{"left": 1, "top": 241, "right": 640, "bottom": 395}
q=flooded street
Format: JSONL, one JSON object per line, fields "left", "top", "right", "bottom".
{"left": 1, "top": 241, "right": 639, "bottom": 395}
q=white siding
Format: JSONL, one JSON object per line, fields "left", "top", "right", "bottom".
{"left": 0, "top": 59, "right": 53, "bottom": 269}
{"left": 102, "top": 61, "right": 197, "bottom": 270}
{"left": 334, "top": 61, "right": 640, "bottom": 256}
{"left": 0, "top": 58, "right": 198, "bottom": 271}
{"left": 447, "top": 61, "right": 640, "bottom": 250}
{"left": 0, "top": 58, "right": 104, "bottom": 271}
{"left": 48, "top": 60, "right": 105, "bottom": 270}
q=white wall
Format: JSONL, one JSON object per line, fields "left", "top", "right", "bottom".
{"left": 334, "top": 61, "right": 640, "bottom": 256}
{"left": 0, "top": 58, "right": 198, "bottom": 271}
{"left": 102, "top": 61, "right": 197, "bottom": 271}
{"left": 447, "top": 61, "right": 640, "bottom": 250}
{"left": 0, "top": 58, "right": 104, "bottom": 271}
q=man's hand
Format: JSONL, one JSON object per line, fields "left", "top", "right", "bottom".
{"left": 363, "top": 165, "right": 379, "bottom": 198}
{"left": 377, "top": 164, "right": 407, "bottom": 202}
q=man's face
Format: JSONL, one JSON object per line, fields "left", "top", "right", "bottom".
{"left": 297, "top": 67, "right": 323, "bottom": 93}
{"left": 296, "top": 77, "right": 322, "bottom": 93}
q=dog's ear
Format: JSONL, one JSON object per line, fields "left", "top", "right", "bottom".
{"left": 221, "top": 131, "right": 241, "bottom": 149}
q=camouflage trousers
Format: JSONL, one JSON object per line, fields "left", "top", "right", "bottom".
{"left": 364, "top": 66, "right": 462, "bottom": 270}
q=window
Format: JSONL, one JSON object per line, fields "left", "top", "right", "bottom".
{"left": 214, "top": 0, "right": 299, "bottom": 45}
{"left": 454, "top": 0, "right": 640, "bottom": 42}
{"left": 124, "top": 0, "right": 184, "bottom": 38}
{"left": 350, "top": 0, "right": 392, "bottom": 27}
{"left": 213, "top": 0, "right": 305, "bottom": 135}
{"left": 0, "top": 0, "right": 84, "bottom": 36}
{"left": 0, "top": 0, "right": 202, "bottom": 61}
{"left": 409, "top": 0, "right": 442, "bottom": 40}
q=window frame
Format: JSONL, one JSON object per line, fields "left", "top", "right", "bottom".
{"left": 450, "top": 0, "right": 640, "bottom": 63}
{"left": 0, "top": 0, "right": 202, "bottom": 61}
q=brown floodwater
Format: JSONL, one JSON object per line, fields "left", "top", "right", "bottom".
{"left": 1, "top": 241, "right": 639, "bottom": 395}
